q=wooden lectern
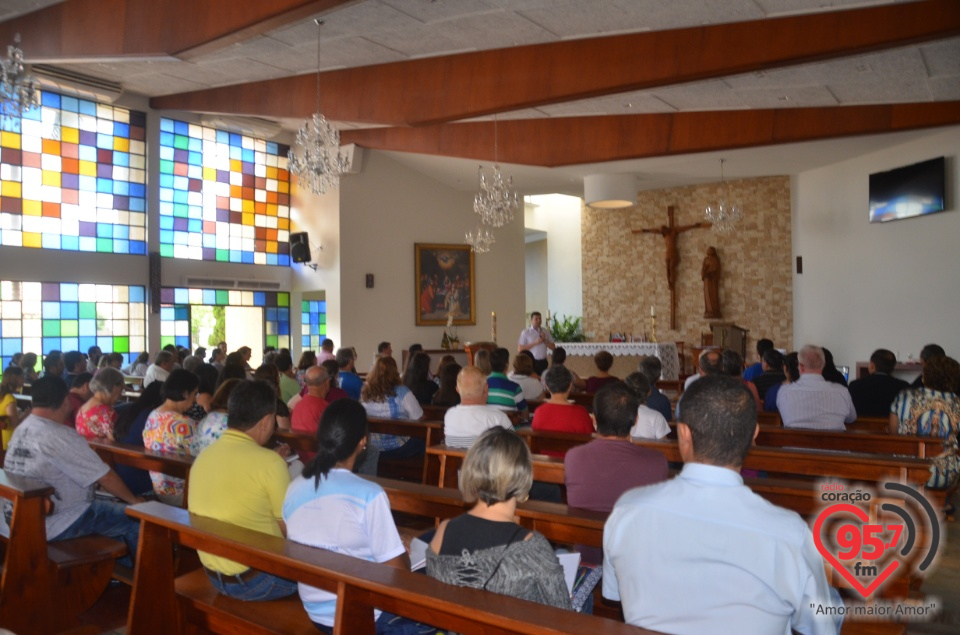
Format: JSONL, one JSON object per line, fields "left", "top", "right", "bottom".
{"left": 710, "top": 323, "right": 749, "bottom": 360}
{"left": 463, "top": 341, "right": 497, "bottom": 366}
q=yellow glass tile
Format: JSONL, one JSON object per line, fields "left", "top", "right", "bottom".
{"left": 242, "top": 213, "right": 254, "bottom": 226}
{"left": 79, "top": 161, "right": 97, "bottom": 177}
{"left": 203, "top": 167, "right": 217, "bottom": 181}
{"left": 113, "top": 137, "right": 129, "bottom": 152}
{"left": 61, "top": 127, "right": 79, "bottom": 144}
{"left": 22, "top": 232, "right": 41, "bottom": 248}
{"left": 278, "top": 218, "right": 289, "bottom": 230}
{"left": 278, "top": 181, "right": 289, "bottom": 194}
{"left": 266, "top": 241, "right": 277, "bottom": 253}
{"left": 242, "top": 199, "right": 254, "bottom": 213}
{"left": 22, "top": 200, "right": 41, "bottom": 216}
{"left": 1, "top": 181, "right": 21, "bottom": 198}
{"left": 230, "top": 159, "right": 241, "bottom": 173}
{"left": 266, "top": 204, "right": 277, "bottom": 217}
{"left": 42, "top": 170, "right": 61, "bottom": 187}
{"left": 1, "top": 132, "right": 20, "bottom": 149}
{"left": 266, "top": 166, "right": 277, "bottom": 179}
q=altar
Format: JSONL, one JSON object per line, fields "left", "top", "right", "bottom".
{"left": 558, "top": 342, "right": 680, "bottom": 382}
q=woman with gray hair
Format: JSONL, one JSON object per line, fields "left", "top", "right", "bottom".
{"left": 426, "top": 427, "right": 572, "bottom": 610}
{"left": 75, "top": 367, "right": 126, "bottom": 440}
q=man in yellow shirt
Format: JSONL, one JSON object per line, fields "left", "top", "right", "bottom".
{"left": 187, "top": 380, "right": 297, "bottom": 600}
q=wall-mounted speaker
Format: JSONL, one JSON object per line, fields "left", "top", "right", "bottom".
{"left": 290, "top": 232, "right": 311, "bottom": 264}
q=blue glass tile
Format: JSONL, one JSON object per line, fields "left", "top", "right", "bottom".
{"left": 160, "top": 118, "right": 174, "bottom": 132}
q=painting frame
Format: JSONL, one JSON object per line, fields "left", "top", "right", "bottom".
{"left": 414, "top": 243, "right": 476, "bottom": 326}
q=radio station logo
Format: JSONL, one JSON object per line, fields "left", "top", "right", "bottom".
{"left": 813, "top": 481, "right": 941, "bottom": 601}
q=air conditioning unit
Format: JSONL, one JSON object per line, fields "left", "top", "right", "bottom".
{"left": 199, "top": 115, "right": 282, "bottom": 140}
{"left": 31, "top": 64, "right": 124, "bottom": 104}
{"left": 183, "top": 277, "right": 283, "bottom": 291}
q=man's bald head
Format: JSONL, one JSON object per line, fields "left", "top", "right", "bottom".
{"left": 457, "top": 366, "right": 488, "bottom": 404}
{"left": 304, "top": 365, "right": 330, "bottom": 397}
{"left": 798, "top": 345, "right": 825, "bottom": 373}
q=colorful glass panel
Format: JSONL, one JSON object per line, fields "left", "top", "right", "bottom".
{"left": 0, "top": 280, "right": 146, "bottom": 368}
{"left": 157, "top": 118, "right": 291, "bottom": 265}
{"left": 301, "top": 300, "right": 327, "bottom": 351}
{"left": 0, "top": 91, "right": 147, "bottom": 254}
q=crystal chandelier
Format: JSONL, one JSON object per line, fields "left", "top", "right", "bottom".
{"left": 704, "top": 159, "right": 742, "bottom": 234}
{"left": 472, "top": 118, "right": 519, "bottom": 228}
{"left": 465, "top": 225, "right": 495, "bottom": 254}
{"left": 0, "top": 34, "right": 40, "bottom": 120}
{"left": 288, "top": 20, "right": 347, "bottom": 195}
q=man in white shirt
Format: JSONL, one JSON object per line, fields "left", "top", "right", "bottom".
{"left": 517, "top": 311, "right": 555, "bottom": 375}
{"left": 604, "top": 374, "right": 840, "bottom": 635}
{"left": 777, "top": 345, "right": 856, "bottom": 430}
{"left": 142, "top": 350, "right": 176, "bottom": 388}
{"left": 443, "top": 366, "right": 512, "bottom": 448}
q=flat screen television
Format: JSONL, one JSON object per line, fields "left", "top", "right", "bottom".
{"left": 868, "top": 156, "right": 946, "bottom": 223}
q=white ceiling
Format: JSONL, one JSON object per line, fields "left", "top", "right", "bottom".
{"left": 3, "top": 0, "right": 959, "bottom": 194}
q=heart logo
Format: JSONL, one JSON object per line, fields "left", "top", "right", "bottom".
{"left": 813, "top": 503, "right": 900, "bottom": 598}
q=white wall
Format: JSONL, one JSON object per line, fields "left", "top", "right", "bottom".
{"left": 793, "top": 126, "right": 960, "bottom": 370}
{"left": 289, "top": 185, "right": 342, "bottom": 358}
{"left": 525, "top": 238, "right": 548, "bottom": 314}
{"left": 338, "top": 152, "right": 526, "bottom": 365}
{"left": 524, "top": 194, "right": 583, "bottom": 320}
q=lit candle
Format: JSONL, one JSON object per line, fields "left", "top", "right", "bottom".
{"left": 650, "top": 305, "right": 656, "bottom": 317}
{"left": 491, "top": 311, "right": 497, "bottom": 343}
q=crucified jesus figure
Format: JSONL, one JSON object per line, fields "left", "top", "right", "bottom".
{"left": 633, "top": 205, "right": 711, "bottom": 329}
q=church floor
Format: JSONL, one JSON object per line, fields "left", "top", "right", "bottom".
{"left": 77, "top": 492, "right": 960, "bottom": 634}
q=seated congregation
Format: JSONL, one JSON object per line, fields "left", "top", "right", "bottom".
{"left": 1, "top": 334, "right": 956, "bottom": 634}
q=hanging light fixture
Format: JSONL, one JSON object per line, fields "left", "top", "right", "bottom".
{"left": 704, "top": 158, "right": 742, "bottom": 233}
{"left": 0, "top": 34, "right": 40, "bottom": 120}
{"left": 288, "top": 19, "right": 348, "bottom": 195}
{"left": 464, "top": 225, "right": 495, "bottom": 254}
{"left": 473, "top": 116, "right": 519, "bottom": 228}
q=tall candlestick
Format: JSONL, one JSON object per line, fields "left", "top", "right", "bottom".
{"left": 650, "top": 305, "right": 656, "bottom": 317}
{"left": 491, "top": 311, "right": 497, "bottom": 343}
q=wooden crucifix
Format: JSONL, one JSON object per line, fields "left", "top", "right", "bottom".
{"left": 632, "top": 206, "right": 711, "bottom": 330}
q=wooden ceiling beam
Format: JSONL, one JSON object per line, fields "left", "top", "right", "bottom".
{"left": 151, "top": 0, "right": 960, "bottom": 126}
{"left": 338, "top": 103, "right": 960, "bottom": 167}
{"left": 0, "top": 0, "right": 357, "bottom": 61}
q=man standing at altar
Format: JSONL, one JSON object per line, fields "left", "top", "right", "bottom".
{"left": 518, "top": 311, "right": 555, "bottom": 375}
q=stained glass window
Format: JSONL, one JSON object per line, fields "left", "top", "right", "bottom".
{"left": 159, "top": 287, "right": 290, "bottom": 350}
{"left": 0, "top": 91, "right": 147, "bottom": 253}
{"left": 301, "top": 300, "right": 327, "bottom": 351}
{"left": 157, "top": 118, "right": 291, "bottom": 265}
{"left": 0, "top": 281, "right": 146, "bottom": 368}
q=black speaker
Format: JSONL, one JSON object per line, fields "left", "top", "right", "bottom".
{"left": 290, "top": 232, "right": 311, "bottom": 264}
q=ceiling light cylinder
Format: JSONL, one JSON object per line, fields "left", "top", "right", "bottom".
{"left": 584, "top": 174, "right": 636, "bottom": 209}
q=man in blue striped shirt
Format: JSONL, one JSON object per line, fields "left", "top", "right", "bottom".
{"left": 486, "top": 347, "right": 528, "bottom": 422}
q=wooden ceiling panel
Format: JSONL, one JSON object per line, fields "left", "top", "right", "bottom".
{"left": 339, "top": 103, "right": 960, "bottom": 167}
{"left": 0, "top": 0, "right": 358, "bottom": 61}
{"left": 151, "top": 0, "right": 960, "bottom": 126}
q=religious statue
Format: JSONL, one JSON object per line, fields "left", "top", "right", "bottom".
{"left": 701, "top": 246, "right": 722, "bottom": 319}
{"left": 633, "top": 205, "right": 712, "bottom": 329}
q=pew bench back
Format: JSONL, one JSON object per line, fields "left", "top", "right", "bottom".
{"left": 125, "top": 501, "right": 658, "bottom": 635}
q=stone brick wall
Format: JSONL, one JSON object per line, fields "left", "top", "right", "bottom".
{"left": 581, "top": 176, "right": 793, "bottom": 371}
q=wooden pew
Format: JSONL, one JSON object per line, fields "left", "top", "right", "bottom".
{"left": 0, "top": 470, "right": 127, "bottom": 634}
{"left": 125, "top": 501, "right": 659, "bottom": 635}
{"left": 755, "top": 411, "right": 891, "bottom": 434}
{"left": 88, "top": 438, "right": 195, "bottom": 507}
{"left": 275, "top": 417, "right": 445, "bottom": 482}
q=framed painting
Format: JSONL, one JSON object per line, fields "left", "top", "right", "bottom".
{"left": 415, "top": 243, "right": 476, "bottom": 326}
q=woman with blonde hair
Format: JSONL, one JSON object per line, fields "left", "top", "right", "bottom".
{"left": 473, "top": 349, "right": 492, "bottom": 376}
{"left": 360, "top": 356, "right": 424, "bottom": 459}
{"left": 427, "top": 427, "right": 572, "bottom": 609}
{"left": 75, "top": 367, "right": 126, "bottom": 440}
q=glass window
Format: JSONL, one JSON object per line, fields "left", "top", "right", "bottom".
{"left": 0, "top": 92, "right": 147, "bottom": 254}
{"left": 157, "top": 118, "right": 291, "bottom": 265}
